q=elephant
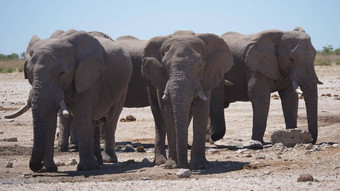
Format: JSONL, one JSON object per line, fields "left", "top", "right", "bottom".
{"left": 208, "top": 27, "right": 320, "bottom": 144}
{"left": 142, "top": 30, "right": 234, "bottom": 169}
{"left": 56, "top": 35, "right": 151, "bottom": 159}
{"left": 5, "top": 29, "right": 132, "bottom": 172}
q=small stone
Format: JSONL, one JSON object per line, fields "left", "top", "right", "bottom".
{"left": 4, "top": 137, "right": 18, "bottom": 142}
{"left": 243, "top": 153, "right": 252, "bottom": 158}
{"left": 136, "top": 146, "right": 146, "bottom": 152}
{"left": 6, "top": 119, "right": 14, "bottom": 122}
{"left": 167, "top": 171, "right": 173, "bottom": 175}
{"left": 176, "top": 169, "right": 191, "bottom": 178}
{"left": 208, "top": 149, "right": 220, "bottom": 154}
{"left": 256, "top": 155, "right": 266, "bottom": 160}
{"left": 6, "top": 161, "right": 13, "bottom": 168}
{"left": 235, "top": 148, "right": 249, "bottom": 155}
{"left": 56, "top": 162, "right": 66, "bottom": 167}
{"left": 66, "top": 158, "right": 78, "bottom": 166}
{"left": 142, "top": 158, "right": 151, "bottom": 163}
{"left": 0, "top": 131, "right": 3, "bottom": 134}
{"left": 297, "top": 174, "right": 314, "bottom": 182}
{"left": 120, "top": 118, "right": 127, "bottom": 122}
{"left": 21, "top": 172, "right": 31, "bottom": 177}
{"left": 332, "top": 144, "right": 340, "bottom": 148}
{"left": 141, "top": 177, "right": 151, "bottom": 180}
{"left": 263, "top": 171, "right": 272, "bottom": 176}
{"left": 126, "top": 115, "right": 136, "bottom": 122}
{"left": 224, "top": 155, "right": 231, "bottom": 159}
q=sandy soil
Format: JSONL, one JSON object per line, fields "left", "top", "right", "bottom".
{"left": 0, "top": 66, "right": 339, "bottom": 190}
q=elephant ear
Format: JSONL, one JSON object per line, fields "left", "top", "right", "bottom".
{"left": 66, "top": 31, "right": 105, "bottom": 93}
{"left": 245, "top": 32, "right": 281, "bottom": 80}
{"left": 24, "top": 35, "right": 40, "bottom": 80}
{"left": 197, "top": 33, "right": 234, "bottom": 90}
{"left": 142, "top": 36, "right": 168, "bottom": 92}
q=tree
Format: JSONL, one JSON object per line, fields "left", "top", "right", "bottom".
{"left": 6, "top": 53, "right": 19, "bottom": 60}
{"left": 321, "top": 45, "right": 334, "bottom": 55}
{"left": 20, "top": 52, "right": 25, "bottom": 59}
{"left": 334, "top": 48, "right": 340, "bottom": 55}
{"left": 0, "top": 54, "right": 6, "bottom": 60}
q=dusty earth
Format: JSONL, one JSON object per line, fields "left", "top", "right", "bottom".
{"left": 0, "top": 66, "right": 339, "bottom": 190}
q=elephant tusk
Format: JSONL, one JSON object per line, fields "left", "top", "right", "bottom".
{"left": 4, "top": 103, "right": 31, "bottom": 119}
{"left": 224, "top": 80, "right": 234, "bottom": 86}
{"left": 198, "top": 91, "right": 208, "bottom": 101}
{"left": 162, "top": 93, "right": 169, "bottom": 101}
{"left": 59, "top": 100, "right": 69, "bottom": 117}
{"left": 292, "top": 81, "right": 303, "bottom": 95}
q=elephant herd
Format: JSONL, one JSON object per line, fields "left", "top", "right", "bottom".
{"left": 5, "top": 27, "right": 320, "bottom": 172}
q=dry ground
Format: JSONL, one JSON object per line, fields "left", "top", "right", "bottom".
{"left": 0, "top": 66, "right": 339, "bottom": 190}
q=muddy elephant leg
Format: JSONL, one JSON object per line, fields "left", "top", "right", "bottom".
{"left": 57, "top": 109, "right": 73, "bottom": 152}
{"left": 278, "top": 85, "right": 298, "bottom": 129}
{"left": 248, "top": 74, "right": 271, "bottom": 143}
{"left": 43, "top": 114, "right": 58, "bottom": 172}
{"left": 190, "top": 92, "right": 210, "bottom": 170}
{"left": 148, "top": 87, "right": 167, "bottom": 165}
{"left": 93, "top": 121, "right": 103, "bottom": 164}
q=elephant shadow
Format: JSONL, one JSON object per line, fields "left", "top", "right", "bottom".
{"left": 194, "top": 161, "right": 250, "bottom": 175}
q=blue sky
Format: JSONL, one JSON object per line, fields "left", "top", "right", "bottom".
{"left": 0, "top": 0, "right": 339, "bottom": 54}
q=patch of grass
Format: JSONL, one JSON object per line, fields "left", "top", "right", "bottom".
{"left": 0, "top": 59, "right": 24, "bottom": 73}
{"left": 314, "top": 54, "right": 340, "bottom": 66}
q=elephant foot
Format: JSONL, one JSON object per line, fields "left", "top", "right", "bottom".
{"left": 95, "top": 153, "right": 103, "bottom": 165}
{"left": 190, "top": 157, "right": 209, "bottom": 170}
{"left": 251, "top": 136, "right": 264, "bottom": 144}
{"left": 211, "top": 132, "right": 224, "bottom": 142}
{"left": 164, "top": 159, "right": 178, "bottom": 169}
{"left": 29, "top": 161, "right": 44, "bottom": 172}
{"left": 102, "top": 152, "right": 118, "bottom": 163}
{"left": 77, "top": 160, "right": 100, "bottom": 171}
{"left": 154, "top": 153, "right": 167, "bottom": 165}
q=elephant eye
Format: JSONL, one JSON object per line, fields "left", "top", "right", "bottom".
{"left": 59, "top": 71, "right": 65, "bottom": 77}
{"left": 289, "top": 58, "right": 294, "bottom": 63}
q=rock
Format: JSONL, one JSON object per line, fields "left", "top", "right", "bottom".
{"left": 214, "top": 138, "right": 263, "bottom": 150}
{"left": 6, "top": 161, "right": 13, "bottom": 168}
{"left": 120, "top": 118, "right": 127, "bottom": 122}
{"left": 176, "top": 169, "right": 191, "bottom": 178}
{"left": 271, "top": 129, "right": 313, "bottom": 147}
{"left": 123, "top": 146, "right": 135, "bottom": 152}
{"left": 126, "top": 115, "right": 136, "bottom": 122}
{"left": 297, "top": 174, "right": 314, "bottom": 182}
{"left": 256, "top": 155, "right": 266, "bottom": 160}
{"left": 208, "top": 149, "right": 220, "bottom": 154}
{"left": 136, "top": 146, "right": 146, "bottom": 152}
{"left": 332, "top": 144, "right": 340, "bottom": 148}
{"left": 56, "top": 162, "right": 66, "bottom": 167}
{"left": 142, "top": 158, "right": 151, "bottom": 163}
{"left": 3, "top": 137, "right": 18, "bottom": 142}
{"left": 66, "top": 158, "right": 78, "bottom": 166}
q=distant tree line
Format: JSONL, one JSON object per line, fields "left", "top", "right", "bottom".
{"left": 318, "top": 45, "right": 340, "bottom": 55}
{"left": 0, "top": 52, "right": 25, "bottom": 60}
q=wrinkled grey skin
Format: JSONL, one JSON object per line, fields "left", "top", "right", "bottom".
{"left": 209, "top": 27, "right": 319, "bottom": 144}
{"left": 12, "top": 29, "right": 132, "bottom": 172}
{"left": 142, "top": 31, "right": 234, "bottom": 169}
{"left": 57, "top": 36, "right": 151, "bottom": 162}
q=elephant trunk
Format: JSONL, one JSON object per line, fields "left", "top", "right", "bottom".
{"left": 300, "top": 82, "right": 318, "bottom": 144}
{"left": 29, "top": 90, "right": 59, "bottom": 172}
{"left": 168, "top": 78, "right": 195, "bottom": 168}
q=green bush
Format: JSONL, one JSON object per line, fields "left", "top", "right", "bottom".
{"left": 314, "top": 59, "right": 331, "bottom": 66}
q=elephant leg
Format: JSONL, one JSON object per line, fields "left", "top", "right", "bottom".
{"left": 93, "top": 121, "right": 103, "bottom": 164}
{"left": 103, "top": 101, "right": 124, "bottom": 163}
{"left": 190, "top": 92, "right": 210, "bottom": 170}
{"left": 73, "top": 95, "right": 99, "bottom": 171}
{"left": 248, "top": 74, "right": 272, "bottom": 143}
{"left": 278, "top": 85, "right": 298, "bottom": 129}
{"left": 43, "top": 114, "right": 58, "bottom": 172}
{"left": 148, "top": 87, "right": 167, "bottom": 165}
{"left": 209, "top": 80, "right": 226, "bottom": 141}
{"left": 69, "top": 117, "right": 78, "bottom": 151}
{"left": 57, "top": 109, "right": 72, "bottom": 152}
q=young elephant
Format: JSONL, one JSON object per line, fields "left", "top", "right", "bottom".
{"left": 5, "top": 30, "right": 132, "bottom": 172}
{"left": 209, "top": 27, "right": 320, "bottom": 144}
{"left": 142, "top": 31, "right": 234, "bottom": 169}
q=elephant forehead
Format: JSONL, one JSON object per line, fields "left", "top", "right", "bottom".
{"left": 162, "top": 37, "right": 204, "bottom": 54}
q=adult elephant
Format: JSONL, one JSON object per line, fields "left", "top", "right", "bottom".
{"left": 5, "top": 29, "right": 132, "bottom": 172}
{"left": 142, "top": 31, "right": 234, "bottom": 169}
{"left": 57, "top": 35, "right": 152, "bottom": 162}
{"left": 209, "top": 27, "right": 320, "bottom": 144}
